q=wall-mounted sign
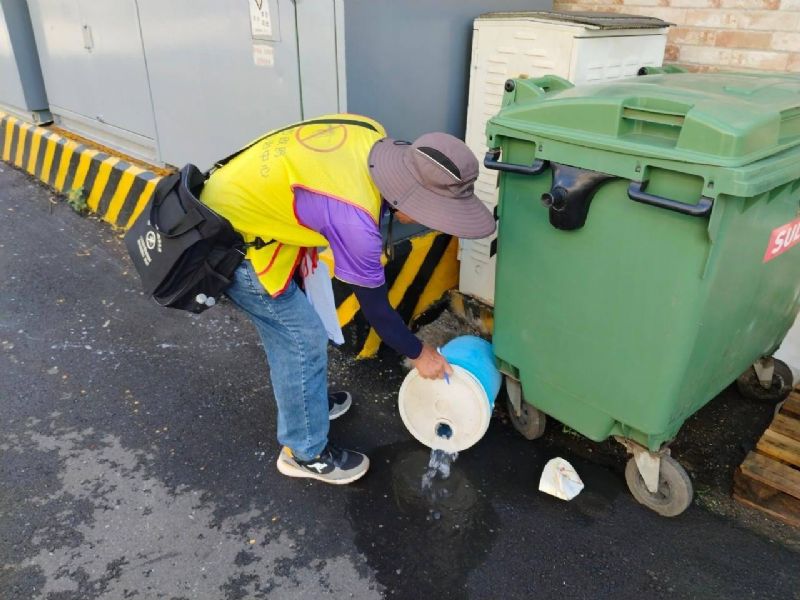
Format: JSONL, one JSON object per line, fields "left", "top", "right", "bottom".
{"left": 250, "top": 0, "right": 273, "bottom": 38}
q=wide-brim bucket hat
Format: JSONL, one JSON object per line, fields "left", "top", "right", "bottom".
{"left": 368, "top": 133, "right": 496, "bottom": 239}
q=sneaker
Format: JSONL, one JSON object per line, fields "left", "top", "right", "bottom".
{"left": 328, "top": 391, "right": 352, "bottom": 420}
{"left": 276, "top": 444, "right": 369, "bottom": 485}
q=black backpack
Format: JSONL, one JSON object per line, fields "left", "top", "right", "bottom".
{"left": 124, "top": 143, "right": 269, "bottom": 314}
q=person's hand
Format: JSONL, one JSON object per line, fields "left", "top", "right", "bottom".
{"left": 411, "top": 344, "right": 454, "bottom": 380}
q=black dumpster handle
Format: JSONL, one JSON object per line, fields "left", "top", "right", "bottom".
{"left": 628, "top": 181, "right": 713, "bottom": 217}
{"left": 484, "top": 149, "right": 550, "bottom": 176}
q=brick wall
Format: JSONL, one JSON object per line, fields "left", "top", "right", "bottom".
{"left": 552, "top": 1, "right": 800, "bottom": 72}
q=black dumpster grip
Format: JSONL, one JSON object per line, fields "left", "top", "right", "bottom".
{"left": 628, "top": 181, "right": 713, "bottom": 217}
{"left": 484, "top": 149, "right": 549, "bottom": 176}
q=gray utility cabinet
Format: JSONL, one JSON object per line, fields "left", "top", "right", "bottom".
{"left": 26, "top": 0, "right": 158, "bottom": 159}
{"left": 0, "top": 0, "right": 49, "bottom": 122}
{"left": 25, "top": 0, "right": 548, "bottom": 169}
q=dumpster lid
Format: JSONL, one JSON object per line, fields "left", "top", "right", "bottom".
{"left": 489, "top": 72, "right": 800, "bottom": 167}
{"left": 477, "top": 10, "right": 671, "bottom": 30}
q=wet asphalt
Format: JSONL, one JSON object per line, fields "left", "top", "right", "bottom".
{"left": 1, "top": 164, "right": 799, "bottom": 600}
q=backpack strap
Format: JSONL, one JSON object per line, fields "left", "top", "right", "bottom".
{"left": 205, "top": 134, "right": 269, "bottom": 177}
{"left": 243, "top": 237, "right": 274, "bottom": 250}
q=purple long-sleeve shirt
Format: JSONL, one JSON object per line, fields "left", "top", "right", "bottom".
{"left": 294, "top": 187, "right": 423, "bottom": 358}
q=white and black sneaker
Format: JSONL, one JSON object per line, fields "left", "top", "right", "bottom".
{"left": 328, "top": 391, "right": 352, "bottom": 420}
{"left": 276, "top": 444, "right": 369, "bottom": 484}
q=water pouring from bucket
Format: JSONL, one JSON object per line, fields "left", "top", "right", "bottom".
{"left": 399, "top": 336, "right": 502, "bottom": 453}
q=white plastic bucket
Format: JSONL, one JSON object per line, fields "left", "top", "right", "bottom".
{"left": 398, "top": 336, "right": 502, "bottom": 452}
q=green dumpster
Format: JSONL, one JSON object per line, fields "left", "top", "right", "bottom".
{"left": 485, "top": 72, "right": 800, "bottom": 516}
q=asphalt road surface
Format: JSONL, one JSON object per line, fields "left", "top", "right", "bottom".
{"left": 1, "top": 164, "right": 799, "bottom": 600}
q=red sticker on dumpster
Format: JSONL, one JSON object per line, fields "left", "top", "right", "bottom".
{"left": 764, "top": 217, "right": 800, "bottom": 263}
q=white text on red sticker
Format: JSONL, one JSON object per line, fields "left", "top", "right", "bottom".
{"left": 764, "top": 217, "right": 800, "bottom": 263}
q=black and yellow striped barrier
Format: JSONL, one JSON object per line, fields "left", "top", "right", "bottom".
{"left": 0, "top": 113, "right": 161, "bottom": 229}
{"left": 0, "top": 112, "right": 459, "bottom": 358}
{"left": 326, "top": 232, "right": 458, "bottom": 358}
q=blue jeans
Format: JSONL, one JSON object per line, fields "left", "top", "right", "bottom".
{"left": 225, "top": 261, "right": 329, "bottom": 461}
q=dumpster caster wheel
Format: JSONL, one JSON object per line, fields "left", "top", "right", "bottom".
{"left": 625, "top": 455, "right": 693, "bottom": 517}
{"left": 736, "top": 358, "right": 793, "bottom": 403}
{"left": 507, "top": 398, "right": 546, "bottom": 440}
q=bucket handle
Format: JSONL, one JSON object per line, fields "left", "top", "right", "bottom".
{"left": 484, "top": 148, "right": 550, "bottom": 176}
{"left": 628, "top": 181, "right": 713, "bottom": 217}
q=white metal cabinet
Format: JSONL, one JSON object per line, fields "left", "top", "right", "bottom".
{"left": 27, "top": 0, "right": 157, "bottom": 159}
{"left": 25, "top": 0, "right": 89, "bottom": 120}
{"left": 136, "top": 0, "right": 305, "bottom": 169}
{"left": 460, "top": 12, "right": 669, "bottom": 305}
{"left": 73, "top": 0, "right": 155, "bottom": 136}
{"left": 296, "top": 0, "right": 341, "bottom": 121}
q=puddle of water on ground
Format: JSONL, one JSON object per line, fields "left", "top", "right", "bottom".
{"left": 346, "top": 443, "right": 499, "bottom": 599}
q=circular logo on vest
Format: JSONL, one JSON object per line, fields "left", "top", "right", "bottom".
{"left": 145, "top": 231, "right": 157, "bottom": 250}
{"left": 295, "top": 124, "right": 348, "bottom": 153}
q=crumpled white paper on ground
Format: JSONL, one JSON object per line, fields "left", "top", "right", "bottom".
{"left": 539, "top": 457, "right": 584, "bottom": 501}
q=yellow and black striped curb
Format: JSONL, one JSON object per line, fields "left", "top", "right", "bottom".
{"left": 447, "top": 289, "right": 494, "bottom": 337}
{"left": 327, "top": 232, "right": 460, "bottom": 358}
{"left": 0, "top": 113, "right": 160, "bottom": 229}
{"left": 1, "top": 113, "right": 460, "bottom": 358}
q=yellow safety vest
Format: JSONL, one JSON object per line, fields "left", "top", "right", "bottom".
{"left": 200, "top": 114, "right": 386, "bottom": 295}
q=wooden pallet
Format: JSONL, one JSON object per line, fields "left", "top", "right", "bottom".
{"left": 733, "top": 392, "right": 800, "bottom": 527}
